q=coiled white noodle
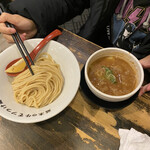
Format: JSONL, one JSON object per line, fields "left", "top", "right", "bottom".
{"left": 12, "top": 53, "right": 64, "bottom": 108}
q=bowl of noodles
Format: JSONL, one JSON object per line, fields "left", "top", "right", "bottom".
{"left": 84, "top": 47, "right": 144, "bottom": 102}
{"left": 0, "top": 39, "right": 80, "bottom": 123}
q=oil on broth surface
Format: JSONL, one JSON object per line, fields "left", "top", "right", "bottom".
{"left": 88, "top": 56, "right": 136, "bottom": 96}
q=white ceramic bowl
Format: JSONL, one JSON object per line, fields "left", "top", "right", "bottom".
{"left": 84, "top": 47, "right": 144, "bottom": 102}
{"left": 0, "top": 39, "right": 80, "bottom": 123}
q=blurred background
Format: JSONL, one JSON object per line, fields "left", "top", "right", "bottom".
{"left": 60, "top": 9, "right": 90, "bottom": 34}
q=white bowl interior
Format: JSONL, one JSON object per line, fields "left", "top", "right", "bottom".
{"left": 85, "top": 48, "right": 144, "bottom": 102}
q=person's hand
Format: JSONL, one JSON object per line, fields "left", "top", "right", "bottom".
{"left": 138, "top": 55, "right": 150, "bottom": 96}
{"left": 0, "top": 12, "right": 37, "bottom": 43}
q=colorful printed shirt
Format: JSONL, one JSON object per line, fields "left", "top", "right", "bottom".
{"left": 111, "top": 0, "right": 150, "bottom": 53}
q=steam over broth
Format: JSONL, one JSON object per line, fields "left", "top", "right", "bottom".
{"left": 88, "top": 56, "right": 137, "bottom": 96}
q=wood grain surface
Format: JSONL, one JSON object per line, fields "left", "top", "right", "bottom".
{"left": 0, "top": 29, "right": 150, "bottom": 150}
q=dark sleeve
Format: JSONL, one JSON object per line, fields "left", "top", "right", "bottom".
{"left": 132, "top": 33, "right": 150, "bottom": 59}
{"left": 7, "top": 0, "right": 90, "bottom": 37}
{"left": 78, "top": 0, "right": 120, "bottom": 45}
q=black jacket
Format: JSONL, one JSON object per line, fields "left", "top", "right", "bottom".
{"left": 7, "top": 0, "right": 150, "bottom": 59}
{"left": 8, "top": 0, "right": 119, "bottom": 45}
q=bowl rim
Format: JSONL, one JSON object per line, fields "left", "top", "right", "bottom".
{"left": 84, "top": 47, "right": 144, "bottom": 101}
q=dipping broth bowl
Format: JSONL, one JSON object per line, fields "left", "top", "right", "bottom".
{"left": 84, "top": 47, "right": 144, "bottom": 102}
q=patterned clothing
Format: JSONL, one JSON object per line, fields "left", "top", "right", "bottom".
{"left": 111, "top": 0, "right": 150, "bottom": 54}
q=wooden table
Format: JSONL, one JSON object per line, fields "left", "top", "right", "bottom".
{"left": 0, "top": 29, "right": 150, "bottom": 150}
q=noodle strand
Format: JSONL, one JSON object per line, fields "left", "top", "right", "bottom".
{"left": 12, "top": 53, "right": 64, "bottom": 108}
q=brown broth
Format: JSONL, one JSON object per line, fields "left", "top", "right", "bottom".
{"left": 88, "top": 56, "right": 137, "bottom": 96}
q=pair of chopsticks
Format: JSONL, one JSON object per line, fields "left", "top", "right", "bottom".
{"left": 0, "top": 3, "right": 34, "bottom": 75}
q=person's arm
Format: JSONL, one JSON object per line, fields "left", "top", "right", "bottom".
{"left": 78, "top": 0, "right": 120, "bottom": 44}
{"left": 138, "top": 55, "right": 150, "bottom": 96}
{"left": 8, "top": 0, "right": 89, "bottom": 38}
{"left": 0, "top": 12, "right": 37, "bottom": 42}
